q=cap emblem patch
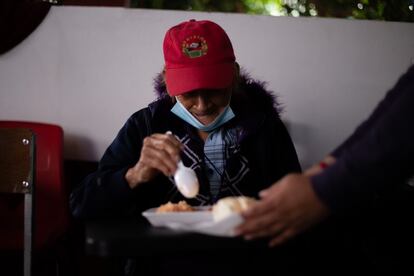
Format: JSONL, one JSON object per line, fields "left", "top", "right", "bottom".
{"left": 182, "top": 35, "right": 208, "bottom": 58}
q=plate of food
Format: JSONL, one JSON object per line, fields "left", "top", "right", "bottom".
{"left": 142, "top": 201, "right": 213, "bottom": 227}
{"left": 142, "top": 196, "right": 256, "bottom": 237}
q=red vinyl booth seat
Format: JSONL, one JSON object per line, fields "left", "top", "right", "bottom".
{"left": 0, "top": 121, "right": 69, "bottom": 250}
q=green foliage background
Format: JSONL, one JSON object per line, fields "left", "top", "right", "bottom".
{"left": 130, "top": 0, "right": 414, "bottom": 22}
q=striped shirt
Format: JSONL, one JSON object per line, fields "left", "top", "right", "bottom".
{"left": 203, "top": 128, "right": 237, "bottom": 200}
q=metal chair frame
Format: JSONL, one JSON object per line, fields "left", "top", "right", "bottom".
{"left": 0, "top": 128, "right": 36, "bottom": 276}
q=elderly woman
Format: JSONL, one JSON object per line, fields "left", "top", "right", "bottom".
{"left": 70, "top": 19, "right": 301, "bottom": 219}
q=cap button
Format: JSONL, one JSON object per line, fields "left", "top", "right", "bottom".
{"left": 189, "top": 19, "right": 196, "bottom": 22}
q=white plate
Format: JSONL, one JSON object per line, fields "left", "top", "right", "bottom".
{"left": 142, "top": 206, "right": 213, "bottom": 227}
{"left": 142, "top": 207, "right": 243, "bottom": 237}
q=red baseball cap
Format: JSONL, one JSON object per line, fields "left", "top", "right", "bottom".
{"left": 163, "top": 19, "right": 236, "bottom": 96}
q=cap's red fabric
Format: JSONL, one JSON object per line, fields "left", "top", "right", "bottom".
{"left": 163, "top": 20, "right": 236, "bottom": 96}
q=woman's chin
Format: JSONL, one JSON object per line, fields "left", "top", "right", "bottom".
{"left": 195, "top": 116, "right": 215, "bottom": 126}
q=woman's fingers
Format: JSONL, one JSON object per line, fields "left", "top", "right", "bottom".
{"left": 126, "top": 133, "right": 184, "bottom": 187}
{"left": 140, "top": 133, "right": 184, "bottom": 176}
{"left": 141, "top": 144, "right": 177, "bottom": 176}
{"left": 244, "top": 220, "right": 286, "bottom": 240}
{"left": 139, "top": 147, "right": 177, "bottom": 176}
{"left": 268, "top": 228, "right": 296, "bottom": 247}
{"left": 150, "top": 133, "right": 183, "bottom": 157}
{"left": 237, "top": 199, "right": 278, "bottom": 235}
{"left": 237, "top": 174, "right": 331, "bottom": 247}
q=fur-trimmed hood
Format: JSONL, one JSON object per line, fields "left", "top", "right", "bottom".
{"left": 153, "top": 70, "right": 283, "bottom": 118}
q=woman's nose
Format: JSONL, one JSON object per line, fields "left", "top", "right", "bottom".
{"left": 193, "top": 95, "right": 208, "bottom": 110}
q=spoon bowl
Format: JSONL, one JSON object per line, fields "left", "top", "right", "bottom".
{"left": 174, "top": 161, "right": 199, "bottom": 198}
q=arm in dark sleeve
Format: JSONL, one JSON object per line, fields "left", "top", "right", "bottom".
{"left": 312, "top": 66, "right": 414, "bottom": 213}
{"left": 70, "top": 110, "right": 155, "bottom": 218}
{"left": 332, "top": 65, "right": 414, "bottom": 157}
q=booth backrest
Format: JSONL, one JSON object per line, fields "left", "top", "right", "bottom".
{"left": 0, "top": 121, "right": 69, "bottom": 249}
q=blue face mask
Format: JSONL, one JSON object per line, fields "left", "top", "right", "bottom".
{"left": 171, "top": 98, "right": 235, "bottom": 132}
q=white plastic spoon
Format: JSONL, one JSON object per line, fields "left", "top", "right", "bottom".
{"left": 174, "top": 161, "right": 199, "bottom": 198}
{"left": 166, "top": 131, "right": 199, "bottom": 198}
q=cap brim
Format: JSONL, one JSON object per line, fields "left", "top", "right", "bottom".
{"left": 165, "top": 63, "right": 234, "bottom": 96}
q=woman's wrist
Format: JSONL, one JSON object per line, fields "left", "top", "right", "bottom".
{"left": 125, "top": 167, "right": 144, "bottom": 189}
{"left": 319, "top": 156, "right": 337, "bottom": 169}
{"left": 319, "top": 161, "right": 329, "bottom": 169}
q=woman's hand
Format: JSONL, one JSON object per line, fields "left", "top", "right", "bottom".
{"left": 236, "top": 173, "right": 330, "bottom": 247}
{"left": 125, "top": 133, "right": 183, "bottom": 189}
